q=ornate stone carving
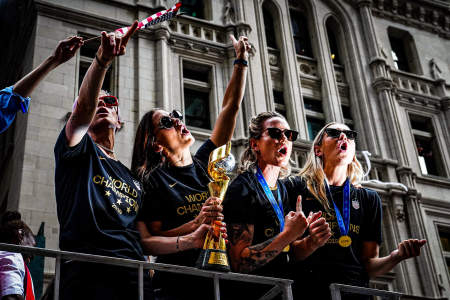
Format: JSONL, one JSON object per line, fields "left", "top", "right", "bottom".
{"left": 223, "top": 0, "right": 235, "bottom": 24}
{"left": 429, "top": 58, "right": 442, "bottom": 80}
{"left": 268, "top": 53, "right": 278, "bottom": 66}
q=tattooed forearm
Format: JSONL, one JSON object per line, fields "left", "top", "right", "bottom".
{"left": 227, "top": 223, "right": 283, "bottom": 273}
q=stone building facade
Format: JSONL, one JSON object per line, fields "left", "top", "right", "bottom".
{"left": 1, "top": 0, "right": 449, "bottom": 298}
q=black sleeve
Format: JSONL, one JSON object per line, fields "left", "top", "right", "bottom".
{"left": 223, "top": 175, "right": 256, "bottom": 225}
{"left": 137, "top": 176, "right": 165, "bottom": 222}
{"left": 194, "top": 139, "right": 217, "bottom": 169}
{"left": 360, "top": 189, "right": 383, "bottom": 244}
{"left": 54, "top": 126, "right": 91, "bottom": 162}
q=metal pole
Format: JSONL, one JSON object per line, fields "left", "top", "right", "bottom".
{"left": 54, "top": 255, "right": 61, "bottom": 300}
{"left": 139, "top": 264, "right": 144, "bottom": 300}
{"left": 214, "top": 274, "right": 220, "bottom": 300}
{"left": 281, "top": 283, "right": 293, "bottom": 300}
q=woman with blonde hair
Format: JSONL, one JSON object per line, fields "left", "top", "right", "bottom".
{"left": 222, "top": 111, "right": 315, "bottom": 299}
{"left": 286, "top": 122, "right": 426, "bottom": 300}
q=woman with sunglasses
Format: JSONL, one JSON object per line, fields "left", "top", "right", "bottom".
{"left": 285, "top": 122, "right": 426, "bottom": 300}
{"left": 221, "top": 111, "right": 314, "bottom": 300}
{"left": 131, "top": 35, "right": 250, "bottom": 300}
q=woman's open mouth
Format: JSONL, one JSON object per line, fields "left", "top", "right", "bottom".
{"left": 277, "top": 145, "right": 288, "bottom": 156}
{"left": 338, "top": 141, "right": 348, "bottom": 152}
{"left": 180, "top": 125, "right": 190, "bottom": 136}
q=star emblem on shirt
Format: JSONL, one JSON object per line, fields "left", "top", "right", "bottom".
{"left": 127, "top": 207, "right": 131, "bottom": 213}
{"left": 105, "top": 191, "right": 111, "bottom": 197}
{"left": 117, "top": 199, "right": 122, "bottom": 205}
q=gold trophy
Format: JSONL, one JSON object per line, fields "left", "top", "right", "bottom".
{"left": 196, "top": 141, "right": 234, "bottom": 272}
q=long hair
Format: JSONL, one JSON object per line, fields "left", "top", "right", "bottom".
{"left": 0, "top": 211, "right": 35, "bottom": 246}
{"left": 238, "top": 111, "right": 292, "bottom": 179}
{"left": 299, "top": 122, "right": 364, "bottom": 212}
{"left": 131, "top": 109, "right": 164, "bottom": 179}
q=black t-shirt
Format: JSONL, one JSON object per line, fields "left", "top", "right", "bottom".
{"left": 138, "top": 139, "right": 216, "bottom": 297}
{"left": 54, "top": 128, "right": 144, "bottom": 261}
{"left": 222, "top": 170, "right": 292, "bottom": 300}
{"left": 284, "top": 176, "right": 382, "bottom": 300}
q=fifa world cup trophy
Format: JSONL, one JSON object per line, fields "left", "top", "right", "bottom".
{"left": 196, "top": 142, "right": 235, "bottom": 271}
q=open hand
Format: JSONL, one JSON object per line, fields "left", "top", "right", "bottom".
{"left": 230, "top": 35, "right": 251, "bottom": 61}
{"left": 52, "top": 36, "right": 84, "bottom": 65}
{"left": 97, "top": 20, "right": 139, "bottom": 64}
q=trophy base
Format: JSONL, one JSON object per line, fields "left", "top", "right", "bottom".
{"left": 196, "top": 248, "right": 230, "bottom": 272}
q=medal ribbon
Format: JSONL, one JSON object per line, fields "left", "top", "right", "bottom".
{"left": 325, "top": 178, "right": 350, "bottom": 238}
{"left": 256, "top": 167, "right": 284, "bottom": 231}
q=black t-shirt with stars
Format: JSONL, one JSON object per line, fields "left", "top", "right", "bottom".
{"left": 54, "top": 127, "right": 144, "bottom": 261}
{"left": 284, "top": 176, "right": 382, "bottom": 300}
{"left": 222, "top": 170, "right": 292, "bottom": 300}
{"left": 137, "top": 139, "right": 216, "bottom": 298}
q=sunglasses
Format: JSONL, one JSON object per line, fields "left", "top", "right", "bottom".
{"left": 99, "top": 95, "right": 119, "bottom": 107}
{"left": 265, "top": 127, "right": 299, "bottom": 142}
{"left": 324, "top": 128, "right": 357, "bottom": 140}
{"left": 158, "top": 110, "right": 183, "bottom": 129}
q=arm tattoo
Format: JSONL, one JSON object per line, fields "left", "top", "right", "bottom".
{"left": 228, "top": 223, "right": 282, "bottom": 273}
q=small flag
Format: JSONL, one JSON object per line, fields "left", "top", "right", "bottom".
{"left": 115, "top": 2, "right": 182, "bottom": 36}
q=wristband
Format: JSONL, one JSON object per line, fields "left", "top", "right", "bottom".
{"left": 95, "top": 54, "right": 111, "bottom": 69}
{"left": 233, "top": 59, "right": 248, "bottom": 67}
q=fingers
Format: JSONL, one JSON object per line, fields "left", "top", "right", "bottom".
{"left": 229, "top": 34, "right": 238, "bottom": 45}
{"left": 122, "top": 20, "right": 139, "bottom": 46}
{"left": 307, "top": 211, "right": 322, "bottom": 225}
{"left": 296, "top": 195, "right": 302, "bottom": 213}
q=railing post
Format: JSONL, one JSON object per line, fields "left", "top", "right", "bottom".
{"left": 213, "top": 274, "right": 220, "bottom": 300}
{"left": 54, "top": 255, "right": 61, "bottom": 300}
{"left": 139, "top": 263, "right": 144, "bottom": 300}
{"left": 329, "top": 284, "right": 342, "bottom": 300}
{"left": 281, "top": 282, "right": 293, "bottom": 300}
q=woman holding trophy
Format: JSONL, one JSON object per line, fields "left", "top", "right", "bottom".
{"left": 131, "top": 34, "right": 251, "bottom": 300}
{"left": 285, "top": 122, "right": 426, "bottom": 300}
{"left": 222, "top": 111, "right": 323, "bottom": 299}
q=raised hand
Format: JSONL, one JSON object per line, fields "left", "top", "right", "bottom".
{"left": 307, "top": 212, "right": 331, "bottom": 249}
{"left": 230, "top": 35, "right": 251, "bottom": 61}
{"left": 391, "top": 239, "right": 426, "bottom": 261}
{"left": 97, "top": 20, "right": 139, "bottom": 65}
{"left": 283, "top": 195, "right": 308, "bottom": 242}
{"left": 193, "top": 197, "right": 224, "bottom": 226}
{"left": 52, "top": 36, "right": 84, "bottom": 65}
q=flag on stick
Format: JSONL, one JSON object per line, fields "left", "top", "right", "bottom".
{"left": 84, "top": 2, "right": 182, "bottom": 43}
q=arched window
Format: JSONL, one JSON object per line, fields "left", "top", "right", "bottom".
{"left": 326, "top": 20, "right": 342, "bottom": 65}
{"left": 290, "top": 10, "right": 313, "bottom": 57}
{"left": 388, "top": 27, "right": 421, "bottom": 74}
{"left": 263, "top": 5, "right": 278, "bottom": 49}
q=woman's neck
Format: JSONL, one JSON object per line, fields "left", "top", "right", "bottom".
{"left": 257, "top": 160, "right": 280, "bottom": 188}
{"left": 323, "top": 163, "right": 347, "bottom": 186}
{"left": 91, "top": 130, "right": 115, "bottom": 159}
{"left": 166, "top": 147, "right": 193, "bottom": 167}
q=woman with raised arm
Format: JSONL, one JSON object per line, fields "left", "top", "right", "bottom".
{"left": 222, "top": 112, "right": 312, "bottom": 300}
{"left": 131, "top": 35, "right": 250, "bottom": 300}
{"left": 286, "top": 122, "right": 427, "bottom": 300}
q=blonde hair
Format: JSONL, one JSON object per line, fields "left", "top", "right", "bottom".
{"left": 299, "top": 122, "right": 364, "bottom": 212}
{"left": 238, "top": 111, "right": 292, "bottom": 179}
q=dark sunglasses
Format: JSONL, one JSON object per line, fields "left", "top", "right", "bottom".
{"left": 99, "top": 95, "right": 118, "bottom": 107}
{"left": 265, "top": 127, "right": 299, "bottom": 142}
{"left": 324, "top": 128, "right": 357, "bottom": 140}
{"left": 158, "top": 110, "right": 183, "bottom": 129}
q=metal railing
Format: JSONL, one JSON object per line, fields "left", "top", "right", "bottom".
{"left": 330, "top": 283, "right": 445, "bottom": 300}
{"left": 0, "top": 243, "right": 293, "bottom": 300}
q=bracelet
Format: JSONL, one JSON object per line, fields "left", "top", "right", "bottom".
{"left": 95, "top": 54, "right": 111, "bottom": 69}
{"left": 176, "top": 236, "right": 180, "bottom": 251}
{"left": 233, "top": 59, "right": 248, "bottom": 67}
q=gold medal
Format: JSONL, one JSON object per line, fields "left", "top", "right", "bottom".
{"left": 282, "top": 245, "right": 290, "bottom": 252}
{"left": 338, "top": 235, "right": 352, "bottom": 247}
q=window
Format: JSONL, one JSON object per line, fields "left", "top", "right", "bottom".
{"left": 388, "top": 27, "right": 421, "bottom": 74}
{"left": 180, "top": 0, "right": 205, "bottom": 19}
{"left": 263, "top": 5, "right": 278, "bottom": 49}
{"left": 273, "top": 90, "right": 287, "bottom": 118}
{"left": 183, "top": 61, "right": 212, "bottom": 130}
{"left": 326, "top": 21, "right": 342, "bottom": 65}
{"left": 78, "top": 33, "right": 113, "bottom": 92}
{"left": 438, "top": 227, "right": 450, "bottom": 274}
{"left": 409, "top": 114, "right": 446, "bottom": 177}
{"left": 304, "top": 97, "right": 325, "bottom": 140}
{"left": 290, "top": 10, "right": 313, "bottom": 57}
